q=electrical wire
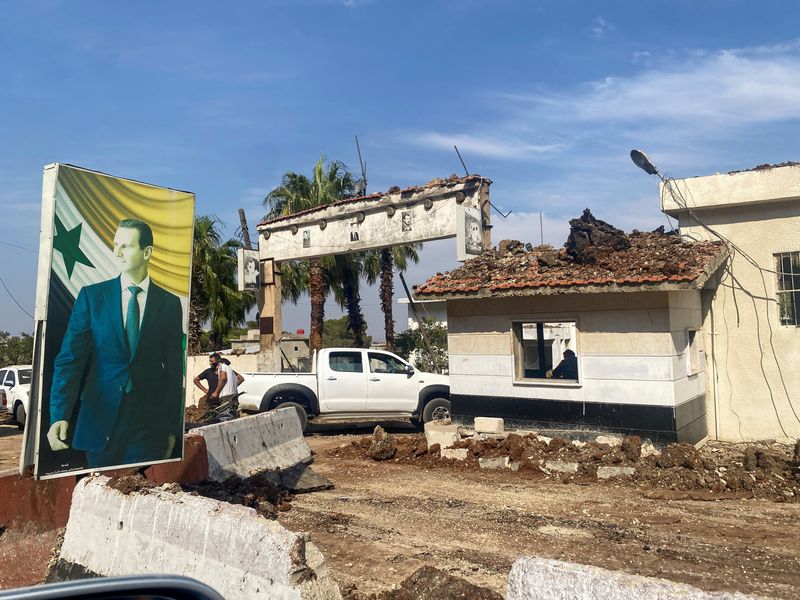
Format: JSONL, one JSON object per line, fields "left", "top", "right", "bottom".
{"left": 0, "top": 240, "right": 37, "bottom": 254}
{"left": 0, "top": 276, "right": 34, "bottom": 319}
{"left": 661, "top": 173, "right": 800, "bottom": 431}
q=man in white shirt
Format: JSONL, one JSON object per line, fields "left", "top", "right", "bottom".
{"left": 209, "top": 354, "right": 243, "bottom": 419}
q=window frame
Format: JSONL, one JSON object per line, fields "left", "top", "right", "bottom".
{"left": 328, "top": 351, "right": 364, "bottom": 373}
{"left": 775, "top": 251, "right": 800, "bottom": 327}
{"left": 367, "top": 351, "right": 410, "bottom": 375}
{"left": 511, "top": 318, "right": 581, "bottom": 386}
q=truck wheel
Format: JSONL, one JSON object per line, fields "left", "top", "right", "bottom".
{"left": 422, "top": 398, "right": 451, "bottom": 423}
{"left": 275, "top": 401, "right": 308, "bottom": 432}
{"left": 14, "top": 402, "right": 25, "bottom": 431}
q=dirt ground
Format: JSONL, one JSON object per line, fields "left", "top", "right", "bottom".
{"left": 278, "top": 427, "right": 800, "bottom": 599}
{"left": 0, "top": 422, "right": 23, "bottom": 472}
{"left": 2, "top": 421, "right": 800, "bottom": 597}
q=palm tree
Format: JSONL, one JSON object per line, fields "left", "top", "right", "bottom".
{"left": 189, "top": 215, "right": 256, "bottom": 353}
{"left": 330, "top": 253, "right": 368, "bottom": 347}
{"left": 363, "top": 244, "right": 421, "bottom": 350}
{"left": 265, "top": 157, "right": 356, "bottom": 353}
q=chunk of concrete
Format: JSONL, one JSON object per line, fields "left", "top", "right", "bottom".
{"left": 53, "top": 476, "right": 341, "bottom": 600}
{"left": 507, "top": 556, "right": 755, "bottom": 599}
{"left": 595, "top": 435, "right": 623, "bottom": 447}
{"left": 641, "top": 441, "right": 661, "bottom": 458}
{"left": 597, "top": 466, "right": 635, "bottom": 480}
{"left": 479, "top": 456, "right": 511, "bottom": 470}
{"left": 474, "top": 417, "right": 504, "bottom": 434}
{"left": 280, "top": 464, "right": 334, "bottom": 493}
{"left": 441, "top": 448, "right": 468, "bottom": 461}
{"left": 544, "top": 461, "right": 579, "bottom": 474}
{"left": 424, "top": 421, "right": 460, "bottom": 449}
{"left": 191, "top": 408, "right": 311, "bottom": 481}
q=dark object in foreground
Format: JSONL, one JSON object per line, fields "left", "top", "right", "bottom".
{"left": 0, "top": 574, "right": 223, "bottom": 600}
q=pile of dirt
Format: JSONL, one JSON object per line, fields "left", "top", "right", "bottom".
{"left": 107, "top": 473, "right": 157, "bottom": 495}
{"left": 180, "top": 472, "right": 294, "bottom": 518}
{"left": 184, "top": 395, "right": 211, "bottom": 424}
{"left": 323, "top": 432, "right": 800, "bottom": 502}
{"left": 341, "top": 565, "right": 503, "bottom": 600}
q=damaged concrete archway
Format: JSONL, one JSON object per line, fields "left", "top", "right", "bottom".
{"left": 253, "top": 175, "right": 492, "bottom": 369}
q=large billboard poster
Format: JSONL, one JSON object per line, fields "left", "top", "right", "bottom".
{"left": 24, "top": 164, "right": 194, "bottom": 479}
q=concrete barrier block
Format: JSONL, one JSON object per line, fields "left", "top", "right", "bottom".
{"left": 507, "top": 556, "right": 753, "bottom": 599}
{"left": 544, "top": 461, "right": 578, "bottom": 474}
{"left": 474, "top": 417, "right": 504, "bottom": 434}
{"left": 424, "top": 422, "right": 460, "bottom": 449}
{"left": 597, "top": 466, "right": 636, "bottom": 480}
{"left": 191, "top": 408, "right": 312, "bottom": 481}
{"left": 55, "top": 476, "right": 341, "bottom": 600}
{"left": 441, "top": 448, "right": 468, "bottom": 461}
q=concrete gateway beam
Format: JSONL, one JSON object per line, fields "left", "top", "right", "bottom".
{"left": 257, "top": 175, "right": 491, "bottom": 262}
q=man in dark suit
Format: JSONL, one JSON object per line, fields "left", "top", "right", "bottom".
{"left": 47, "top": 218, "right": 184, "bottom": 468}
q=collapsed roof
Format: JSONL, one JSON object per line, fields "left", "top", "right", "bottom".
{"left": 414, "top": 209, "right": 727, "bottom": 299}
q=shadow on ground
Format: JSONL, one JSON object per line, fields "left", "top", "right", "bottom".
{"left": 306, "top": 420, "right": 419, "bottom": 437}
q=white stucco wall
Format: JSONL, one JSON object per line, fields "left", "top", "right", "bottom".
{"left": 446, "top": 291, "right": 704, "bottom": 409}
{"left": 398, "top": 297, "right": 447, "bottom": 330}
{"left": 664, "top": 167, "right": 800, "bottom": 441}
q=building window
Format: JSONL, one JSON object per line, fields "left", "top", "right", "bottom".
{"left": 512, "top": 321, "right": 578, "bottom": 381}
{"left": 776, "top": 252, "right": 800, "bottom": 326}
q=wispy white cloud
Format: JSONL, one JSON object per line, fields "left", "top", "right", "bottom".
{"left": 590, "top": 16, "right": 612, "bottom": 41}
{"left": 402, "top": 40, "right": 800, "bottom": 177}
{"left": 404, "top": 131, "right": 566, "bottom": 160}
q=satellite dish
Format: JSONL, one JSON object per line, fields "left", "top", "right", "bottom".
{"left": 630, "top": 149, "right": 659, "bottom": 176}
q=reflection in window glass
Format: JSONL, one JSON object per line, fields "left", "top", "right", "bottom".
{"left": 776, "top": 252, "right": 800, "bottom": 326}
{"left": 368, "top": 353, "right": 406, "bottom": 374}
{"left": 512, "top": 321, "right": 578, "bottom": 381}
{"left": 329, "top": 351, "right": 363, "bottom": 373}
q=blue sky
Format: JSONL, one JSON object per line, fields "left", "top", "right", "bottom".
{"left": 2, "top": 0, "right": 800, "bottom": 339}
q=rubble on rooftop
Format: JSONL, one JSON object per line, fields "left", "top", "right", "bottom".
{"left": 415, "top": 210, "right": 726, "bottom": 298}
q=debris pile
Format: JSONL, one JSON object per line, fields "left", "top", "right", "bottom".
{"left": 342, "top": 565, "right": 503, "bottom": 600}
{"left": 415, "top": 209, "right": 724, "bottom": 297}
{"left": 325, "top": 432, "right": 800, "bottom": 502}
{"left": 181, "top": 472, "right": 294, "bottom": 518}
{"left": 565, "top": 208, "right": 630, "bottom": 264}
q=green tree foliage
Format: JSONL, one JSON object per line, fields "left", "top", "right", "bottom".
{"left": 363, "top": 244, "right": 420, "bottom": 351}
{"left": 321, "top": 317, "right": 372, "bottom": 349}
{"left": 0, "top": 331, "right": 33, "bottom": 367}
{"left": 394, "top": 319, "right": 448, "bottom": 374}
{"left": 189, "top": 215, "right": 256, "bottom": 353}
{"left": 265, "top": 157, "right": 361, "bottom": 352}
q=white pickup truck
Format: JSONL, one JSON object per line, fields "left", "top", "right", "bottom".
{"left": 0, "top": 364, "right": 31, "bottom": 430}
{"left": 238, "top": 348, "right": 450, "bottom": 430}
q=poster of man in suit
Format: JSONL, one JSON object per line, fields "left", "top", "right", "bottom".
{"left": 25, "top": 164, "right": 194, "bottom": 479}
